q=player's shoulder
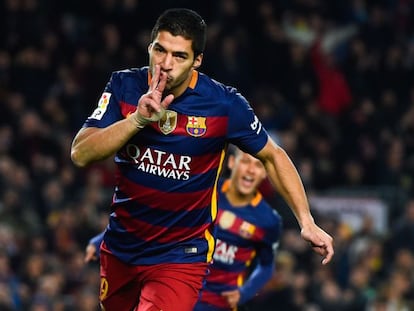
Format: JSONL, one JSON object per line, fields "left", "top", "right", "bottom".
{"left": 257, "top": 199, "right": 282, "bottom": 224}
{"left": 257, "top": 202, "right": 283, "bottom": 238}
{"left": 109, "top": 67, "right": 148, "bottom": 91}
{"left": 112, "top": 67, "right": 146, "bottom": 77}
{"left": 197, "top": 71, "right": 245, "bottom": 101}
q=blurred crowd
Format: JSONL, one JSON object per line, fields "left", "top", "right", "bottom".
{"left": 0, "top": 0, "right": 414, "bottom": 310}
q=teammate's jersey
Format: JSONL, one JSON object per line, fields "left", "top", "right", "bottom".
{"left": 198, "top": 179, "right": 282, "bottom": 309}
{"left": 83, "top": 67, "right": 268, "bottom": 265}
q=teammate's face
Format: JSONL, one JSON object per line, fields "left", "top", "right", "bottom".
{"left": 228, "top": 152, "right": 267, "bottom": 197}
{"left": 148, "top": 31, "right": 202, "bottom": 97}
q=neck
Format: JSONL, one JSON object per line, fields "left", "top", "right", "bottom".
{"left": 225, "top": 185, "right": 255, "bottom": 208}
{"left": 170, "top": 69, "right": 196, "bottom": 98}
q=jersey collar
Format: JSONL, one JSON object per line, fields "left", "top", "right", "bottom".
{"left": 221, "top": 179, "right": 262, "bottom": 207}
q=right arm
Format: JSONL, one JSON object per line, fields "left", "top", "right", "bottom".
{"left": 71, "top": 120, "right": 139, "bottom": 167}
{"left": 71, "top": 64, "right": 174, "bottom": 168}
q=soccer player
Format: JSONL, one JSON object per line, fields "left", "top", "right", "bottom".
{"left": 194, "top": 148, "right": 282, "bottom": 311}
{"left": 71, "top": 8, "right": 334, "bottom": 311}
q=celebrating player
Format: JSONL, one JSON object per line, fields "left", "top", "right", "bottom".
{"left": 71, "top": 8, "right": 334, "bottom": 311}
{"left": 194, "top": 148, "right": 282, "bottom": 310}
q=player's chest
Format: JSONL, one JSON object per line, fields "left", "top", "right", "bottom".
{"left": 150, "top": 109, "right": 214, "bottom": 137}
{"left": 216, "top": 209, "right": 265, "bottom": 242}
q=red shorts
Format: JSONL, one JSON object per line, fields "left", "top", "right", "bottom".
{"left": 99, "top": 251, "right": 209, "bottom": 311}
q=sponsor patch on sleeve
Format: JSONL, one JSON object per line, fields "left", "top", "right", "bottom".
{"left": 89, "top": 92, "right": 111, "bottom": 120}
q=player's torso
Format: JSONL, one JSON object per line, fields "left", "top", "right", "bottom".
{"left": 198, "top": 187, "right": 274, "bottom": 309}
{"left": 103, "top": 69, "right": 233, "bottom": 265}
{"left": 211, "top": 193, "right": 270, "bottom": 276}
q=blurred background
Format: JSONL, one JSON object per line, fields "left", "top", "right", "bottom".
{"left": 0, "top": 0, "right": 414, "bottom": 310}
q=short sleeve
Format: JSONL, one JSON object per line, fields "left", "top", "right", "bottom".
{"left": 83, "top": 72, "right": 124, "bottom": 128}
{"left": 227, "top": 91, "right": 268, "bottom": 155}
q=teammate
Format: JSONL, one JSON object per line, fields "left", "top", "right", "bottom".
{"left": 194, "top": 148, "right": 282, "bottom": 310}
{"left": 71, "top": 8, "right": 334, "bottom": 311}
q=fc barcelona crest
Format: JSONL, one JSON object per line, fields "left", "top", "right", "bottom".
{"left": 159, "top": 110, "right": 177, "bottom": 135}
{"left": 239, "top": 221, "right": 256, "bottom": 239}
{"left": 186, "top": 116, "right": 207, "bottom": 137}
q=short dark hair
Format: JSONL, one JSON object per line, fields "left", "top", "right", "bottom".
{"left": 151, "top": 8, "right": 207, "bottom": 57}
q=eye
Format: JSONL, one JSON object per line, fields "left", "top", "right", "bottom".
{"left": 173, "top": 53, "right": 188, "bottom": 61}
{"left": 255, "top": 162, "right": 263, "bottom": 169}
{"left": 240, "top": 158, "right": 250, "bottom": 164}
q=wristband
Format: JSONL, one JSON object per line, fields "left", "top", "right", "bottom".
{"left": 130, "top": 107, "right": 166, "bottom": 129}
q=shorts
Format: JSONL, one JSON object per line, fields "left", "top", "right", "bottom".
{"left": 99, "top": 250, "right": 209, "bottom": 311}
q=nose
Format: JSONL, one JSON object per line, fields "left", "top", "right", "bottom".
{"left": 246, "top": 162, "right": 256, "bottom": 174}
{"left": 160, "top": 53, "right": 173, "bottom": 70}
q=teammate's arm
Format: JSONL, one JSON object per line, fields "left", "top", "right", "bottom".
{"left": 84, "top": 231, "right": 105, "bottom": 263}
{"left": 238, "top": 261, "right": 275, "bottom": 304}
{"left": 221, "top": 261, "right": 274, "bottom": 309}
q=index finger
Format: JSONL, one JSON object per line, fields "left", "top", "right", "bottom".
{"left": 156, "top": 71, "right": 168, "bottom": 94}
{"left": 322, "top": 244, "right": 334, "bottom": 265}
{"left": 150, "top": 64, "right": 161, "bottom": 91}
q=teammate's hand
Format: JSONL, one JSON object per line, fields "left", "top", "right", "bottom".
{"left": 129, "top": 64, "right": 174, "bottom": 129}
{"left": 221, "top": 289, "right": 241, "bottom": 308}
{"left": 84, "top": 243, "right": 98, "bottom": 263}
{"left": 301, "top": 223, "right": 334, "bottom": 265}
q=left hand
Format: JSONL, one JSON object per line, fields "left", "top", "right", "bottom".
{"left": 221, "top": 289, "right": 241, "bottom": 309}
{"left": 84, "top": 243, "right": 98, "bottom": 263}
{"left": 301, "top": 223, "right": 334, "bottom": 265}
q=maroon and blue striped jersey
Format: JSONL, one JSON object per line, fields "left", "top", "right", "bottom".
{"left": 83, "top": 67, "right": 269, "bottom": 265}
{"left": 196, "top": 179, "right": 282, "bottom": 309}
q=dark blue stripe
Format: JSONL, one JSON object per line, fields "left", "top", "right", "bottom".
{"left": 115, "top": 201, "right": 213, "bottom": 227}
{"left": 104, "top": 225, "right": 210, "bottom": 264}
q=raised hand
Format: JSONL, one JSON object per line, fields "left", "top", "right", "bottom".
{"left": 129, "top": 64, "right": 174, "bottom": 128}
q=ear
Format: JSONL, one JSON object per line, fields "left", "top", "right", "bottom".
{"left": 227, "top": 154, "right": 235, "bottom": 171}
{"left": 148, "top": 43, "right": 153, "bottom": 54}
{"left": 192, "top": 53, "right": 203, "bottom": 69}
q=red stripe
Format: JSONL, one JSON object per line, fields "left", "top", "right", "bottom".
{"left": 166, "top": 115, "right": 228, "bottom": 138}
{"left": 119, "top": 176, "right": 212, "bottom": 212}
{"left": 143, "top": 110, "right": 228, "bottom": 138}
{"left": 208, "top": 269, "right": 240, "bottom": 286}
{"left": 234, "top": 247, "right": 256, "bottom": 263}
{"left": 190, "top": 152, "right": 222, "bottom": 175}
{"left": 217, "top": 209, "right": 266, "bottom": 241}
{"left": 120, "top": 101, "right": 136, "bottom": 117}
{"left": 119, "top": 101, "right": 228, "bottom": 138}
{"left": 120, "top": 100, "right": 228, "bottom": 138}
{"left": 200, "top": 291, "right": 228, "bottom": 308}
{"left": 115, "top": 206, "right": 210, "bottom": 243}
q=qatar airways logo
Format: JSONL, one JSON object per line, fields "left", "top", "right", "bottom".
{"left": 125, "top": 144, "right": 191, "bottom": 180}
{"left": 213, "top": 239, "right": 238, "bottom": 264}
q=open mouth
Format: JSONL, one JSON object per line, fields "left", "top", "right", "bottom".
{"left": 241, "top": 176, "right": 254, "bottom": 188}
